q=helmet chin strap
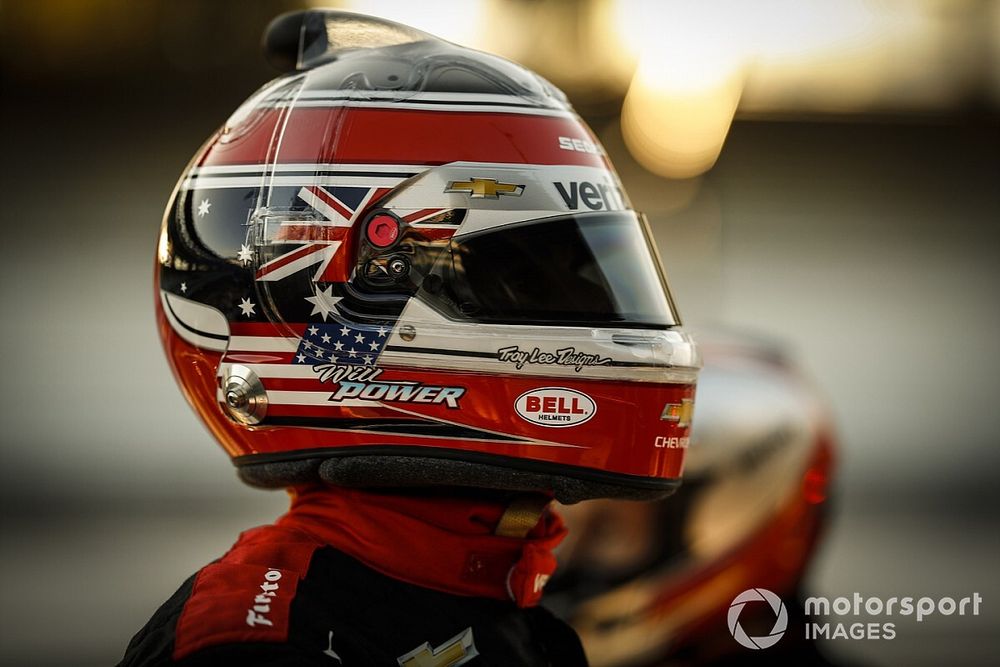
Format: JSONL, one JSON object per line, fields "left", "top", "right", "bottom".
{"left": 495, "top": 494, "right": 553, "bottom": 538}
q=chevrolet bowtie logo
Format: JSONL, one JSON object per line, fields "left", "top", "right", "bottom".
{"left": 445, "top": 178, "right": 524, "bottom": 199}
{"left": 397, "top": 627, "right": 478, "bottom": 667}
{"left": 660, "top": 397, "right": 695, "bottom": 428}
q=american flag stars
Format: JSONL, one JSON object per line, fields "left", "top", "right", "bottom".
{"left": 293, "top": 320, "right": 391, "bottom": 367}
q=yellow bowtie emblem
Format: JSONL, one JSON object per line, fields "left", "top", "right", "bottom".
{"left": 397, "top": 627, "right": 478, "bottom": 667}
{"left": 445, "top": 178, "right": 524, "bottom": 199}
{"left": 660, "top": 397, "right": 694, "bottom": 428}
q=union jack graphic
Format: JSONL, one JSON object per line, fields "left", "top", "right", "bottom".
{"left": 255, "top": 185, "right": 391, "bottom": 283}
{"left": 254, "top": 185, "right": 459, "bottom": 284}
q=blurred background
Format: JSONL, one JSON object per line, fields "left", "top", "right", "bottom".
{"left": 1, "top": 0, "right": 997, "bottom": 665}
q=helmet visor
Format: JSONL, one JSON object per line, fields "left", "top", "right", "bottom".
{"left": 416, "top": 211, "right": 680, "bottom": 328}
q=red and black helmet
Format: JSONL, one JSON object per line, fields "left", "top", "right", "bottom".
{"left": 155, "top": 10, "right": 700, "bottom": 503}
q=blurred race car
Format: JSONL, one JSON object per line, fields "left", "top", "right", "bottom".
{"left": 546, "top": 330, "right": 837, "bottom": 666}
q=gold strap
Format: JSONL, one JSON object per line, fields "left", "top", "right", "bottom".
{"left": 494, "top": 495, "right": 552, "bottom": 539}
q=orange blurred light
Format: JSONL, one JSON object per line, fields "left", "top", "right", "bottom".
{"left": 616, "top": 1, "right": 746, "bottom": 178}
{"left": 621, "top": 60, "right": 742, "bottom": 179}
{"left": 614, "top": 0, "right": 961, "bottom": 177}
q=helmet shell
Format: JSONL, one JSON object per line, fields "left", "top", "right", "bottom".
{"left": 156, "top": 11, "right": 699, "bottom": 503}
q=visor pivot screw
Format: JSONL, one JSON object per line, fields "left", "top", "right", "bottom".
{"left": 225, "top": 389, "right": 245, "bottom": 409}
{"left": 388, "top": 256, "right": 409, "bottom": 278}
{"left": 399, "top": 324, "right": 417, "bottom": 342}
{"left": 221, "top": 364, "right": 268, "bottom": 425}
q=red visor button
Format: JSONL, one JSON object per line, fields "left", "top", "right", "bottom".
{"left": 366, "top": 214, "right": 399, "bottom": 247}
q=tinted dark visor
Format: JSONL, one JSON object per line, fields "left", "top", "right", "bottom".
{"left": 417, "top": 211, "right": 680, "bottom": 328}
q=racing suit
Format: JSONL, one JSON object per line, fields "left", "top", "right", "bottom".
{"left": 118, "top": 485, "right": 587, "bottom": 666}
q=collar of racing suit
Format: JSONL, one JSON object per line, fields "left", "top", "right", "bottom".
{"left": 278, "top": 484, "right": 568, "bottom": 607}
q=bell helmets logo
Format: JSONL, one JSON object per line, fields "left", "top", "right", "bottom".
{"left": 514, "top": 387, "right": 596, "bottom": 428}
{"left": 728, "top": 588, "right": 789, "bottom": 650}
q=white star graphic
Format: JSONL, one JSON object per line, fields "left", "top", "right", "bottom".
{"left": 354, "top": 332, "right": 365, "bottom": 344}
{"left": 348, "top": 348, "right": 357, "bottom": 357}
{"left": 180, "top": 282, "right": 187, "bottom": 293}
{"left": 197, "top": 198, "right": 212, "bottom": 217}
{"left": 339, "top": 326, "right": 350, "bottom": 337}
{"left": 308, "top": 326, "right": 319, "bottom": 337}
{"left": 321, "top": 333, "right": 331, "bottom": 343}
{"left": 305, "top": 285, "right": 342, "bottom": 321}
{"left": 237, "top": 244, "right": 253, "bottom": 265}
{"left": 314, "top": 349, "right": 324, "bottom": 359}
{"left": 363, "top": 355, "right": 372, "bottom": 364}
{"left": 376, "top": 326, "right": 388, "bottom": 337}
{"left": 368, "top": 340, "right": 379, "bottom": 351}
{"left": 238, "top": 297, "right": 256, "bottom": 317}
{"left": 333, "top": 341, "right": 344, "bottom": 351}
{"left": 296, "top": 354, "right": 306, "bottom": 363}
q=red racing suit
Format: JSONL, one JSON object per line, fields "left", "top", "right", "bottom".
{"left": 118, "top": 485, "right": 587, "bottom": 666}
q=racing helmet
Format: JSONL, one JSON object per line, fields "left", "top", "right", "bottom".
{"left": 155, "top": 10, "right": 699, "bottom": 503}
{"left": 546, "top": 331, "right": 836, "bottom": 664}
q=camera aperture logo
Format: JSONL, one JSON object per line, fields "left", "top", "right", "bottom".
{"left": 728, "top": 588, "right": 788, "bottom": 649}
